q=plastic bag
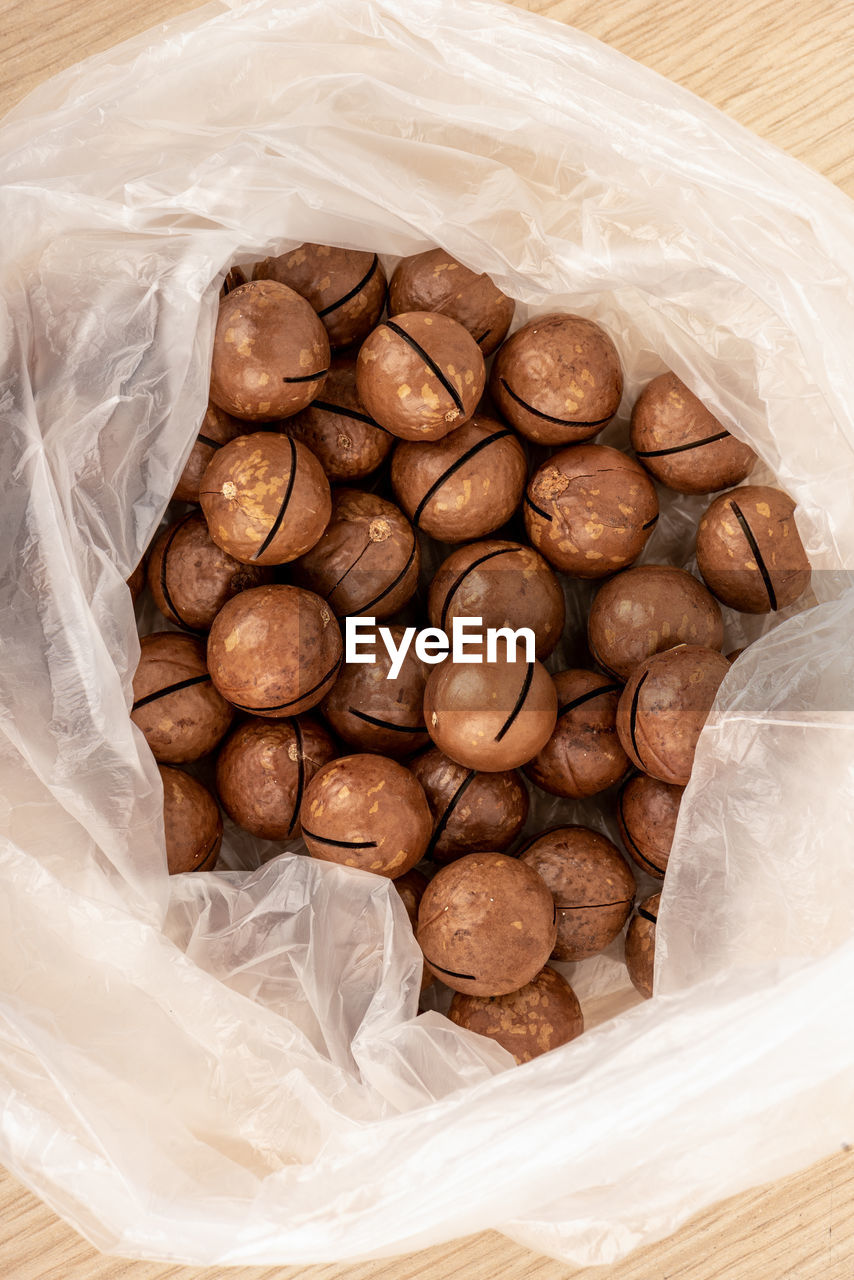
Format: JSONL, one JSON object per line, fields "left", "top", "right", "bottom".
{"left": 2, "top": 0, "right": 854, "bottom": 1266}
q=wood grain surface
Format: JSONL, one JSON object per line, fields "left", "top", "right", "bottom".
{"left": 1, "top": 1, "right": 853, "bottom": 1277}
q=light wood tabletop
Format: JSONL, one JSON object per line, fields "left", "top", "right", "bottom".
{"left": 2, "top": 1, "right": 853, "bottom": 1277}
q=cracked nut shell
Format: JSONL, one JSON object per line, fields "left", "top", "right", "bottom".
{"left": 416, "top": 852, "right": 557, "bottom": 996}
{"left": 696, "top": 485, "right": 811, "bottom": 613}
{"left": 356, "top": 311, "right": 485, "bottom": 441}
{"left": 148, "top": 511, "right": 273, "bottom": 631}
{"left": 490, "top": 313, "right": 622, "bottom": 445}
{"left": 159, "top": 765, "right": 222, "bottom": 874}
{"left": 299, "top": 753, "right": 432, "bottom": 878}
{"left": 631, "top": 372, "right": 756, "bottom": 494}
{"left": 524, "top": 443, "right": 659, "bottom": 577}
{"left": 625, "top": 893, "right": 660, "bottom": 998}
{"left": 409, "top": 747, "right": 529, "bottom": 863}
{"left": 215, "top": 715, "right": 336, "bottom": 841}
{"left": 253, "top": 243, "right": 386, "bottom": 350}
{"left": 588, "top": 564, "right": 724, "bottom": 681}
{"left": 428, "top": 540, "right": 565, "bottom": 660}
{"left": 520, "top": 825, "right": 636, "bottom": 962}
{"left": 292, "top": 489, "right": 419, "bottom": 620}
{"left": 524, "top": 669, "right": 628, "bottom": 799}
{"left": 617, "top": 773, "right": 683, "bottom": 879}
{"left": 390, "top": 414, "right": 526, "bottom": 542}
{"left": 207, "top": 584, "right": 342, "bottom": 717}
{"left": 448, "top": 965, "right": 583, "bottom": 1063}
{"left": 131, "top": 632, "right": 233, "bottom": 763}
{"left": 200, "top": 432, "right": 331, "bottom": 566}
{"left": 388, "top": 249, "right": 514, "bottom": 356}
{"left": 210, "top": 279, "right": 330, "bottom": 421}
{"left": 616, "top": 644, "right": 731, "bottom": 785}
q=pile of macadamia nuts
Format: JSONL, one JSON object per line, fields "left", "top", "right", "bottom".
{"left": 127, "top": 241, "right": 812, "bottom": 1066}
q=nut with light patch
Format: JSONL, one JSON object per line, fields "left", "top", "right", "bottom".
{"left": 524, "top": 443, "right": 659, "bottom": 578}
{"left": 131, "top": 632, "right": 233, "bottom": 763}
{"left": 695, "top": 484, "right": 811, "bottom": 613}
{"left": 148, "top": 511, "right": 273, "bottom": 632}
{"left": 615, "top": 644, "right": 731, "bottom": 785}
{"left": 625, "top": 893, "right": 660, "bottom": 998}
{"left": 174, "top": 402, "right": 248, "bottom": 504}
{"left": 283, "top": 355, "right": 393, "bottom": 481}
{"left": 356, "top": 310, "right": 485, "bottom": 441}
{"left": 427, "top": 539, "right": 565, "bottom": 660}
{"left": 292, "top": 489, "right": 420, "bottom": 620}
{"left": 388, "top": 249, "right": 514, "bottom": 356}
{"left": 409, "top": 746, "right": 529, "bottom": 863}
{"left": 390, "top": 414, "right": 526, "bottom": 543}
{"left": 490, "top": 313, "right": 623, "bottom": 445}
{"left": 524, "top": 669, "right": 628, "bottom": 799}
{"left": 207, "top": 583, "right": 343, "bottom": 718}
{"left": 617, "top": 773, "right": 683, "bottom": 879}
{"left": 415, "top": 852, "right": 557, "bottom": 996}
{"left": 448, "top": 965, "right": 583, "bottom": 1062}
{"left": 159, "top": 765, "right": 222, "bottom": 874}
{"left": 210, "top": 279, "right": 330, "bottom": 420}
{"left": 199, "top": 432, "right": 331, "bottom": 566}
{"left": 519, "top": 825, "right": 636, "bottom": 961}
{"left": 588, "top": 564, "right": 723, "bottom": 681}
{"left": 215, "top": 715, "right": 336, "bottom": 841}
{"left": 299, "top": 753, "right": 432, "bottom": 878}
{"left": 631, "top": 372, "right": 756, "bottom": 494}
{"left": 253, "top": 243, "right": 387, "bottom": 350}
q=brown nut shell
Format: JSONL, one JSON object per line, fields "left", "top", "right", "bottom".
{"left": 300, "top": 754, "right": 432, "bottom": 878}
{"left": 292, "top": 489, "right": 419, "bottom": 620}
{"left": 210, "top": 280, "right": 330, "bottom": 420}
{"left": 159, "top": 765, "right": 222, "bottom": 874}
{"left": 625, "top": 893, "right": 660, "bottom": 998}
{"left": 524, "top": 444, "right": 659, "bottom": 577}
{"left": 199, "top": 432, "right": 331, "bottom": 566}
{"left": 388, "top": 249, "right": 514, "bottom": 356}
{"left": 207, "top": 584, "right": 343, "bottom": 717}
{"left": 394, "top": 868, "right": 430, "bottom": 929}
{"left": 409, "top": 747, "right": 529, "bottom": 863}
{"left": 147, "top": 512, "right": 273, "bottom": 632}
{"left": 253, "top": 244, "right": 386, "bottom": 350}
{"left": 131, "top": 632, "right": 233, "bottom": 763}
{"left": 390, "top": 415, "right": 526, "bottom": 542}
{"left": 215, "top": 715, "right": 336, "bottom": 841}
{"left": 696, "top": 485, "right": 811, "bottom": 613}
{"left": 174, "top": 402, "right": 247, "bottom": 504}
{"left": 428, "top": 540, "right": 565, "bottom": 660}
{"left": 490, "top": 313, "right": 622, "bottom": 445}
{"left": 588, "top": 564, "right": 724, "bottom": 681}
{"left": 617, "top": 773, "right": 683, "bottom": 879}
{"left": 524, "top": 669, "right": 628, "bottom": 799}
{"left": 356, "top": 311, "right": 485, "bottom": 441}
{"left": 284, "top": 355, "right": 393, "bottom": 481}
{"left": 631, "top": 372, "right": 756, "bottom": 494}
{"left": 520, "top": 826, "right": 636, "bottom": 962}
{"left": 448, "top": 966, "right": 583, "bottom": 1063}
{"left": 416, "top": 852, "right": 557, "bottom": 996}
{"left": 321, "top": 625, "right": 429, "bottom": 755}
{"left": 424, "top": 654, "right": 558, "bottom": 772}
{"left": 616, "top": 645, "right": 731, "bottom": 785}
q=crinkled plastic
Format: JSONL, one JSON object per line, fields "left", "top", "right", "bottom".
{"left": 2, "top": 0, "right": 854, "bottom": 1267}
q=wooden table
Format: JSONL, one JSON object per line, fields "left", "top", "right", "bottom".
{"left": 2, "top": 1, "right": 853, "bottom": 1276}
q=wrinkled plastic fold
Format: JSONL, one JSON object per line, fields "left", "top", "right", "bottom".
{"left": 1, "top": 0, "right": 854, "bottom": 1266}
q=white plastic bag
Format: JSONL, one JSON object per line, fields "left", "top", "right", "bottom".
{"left": 2, "top": 0, "right": 854, "bottom": 1265}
